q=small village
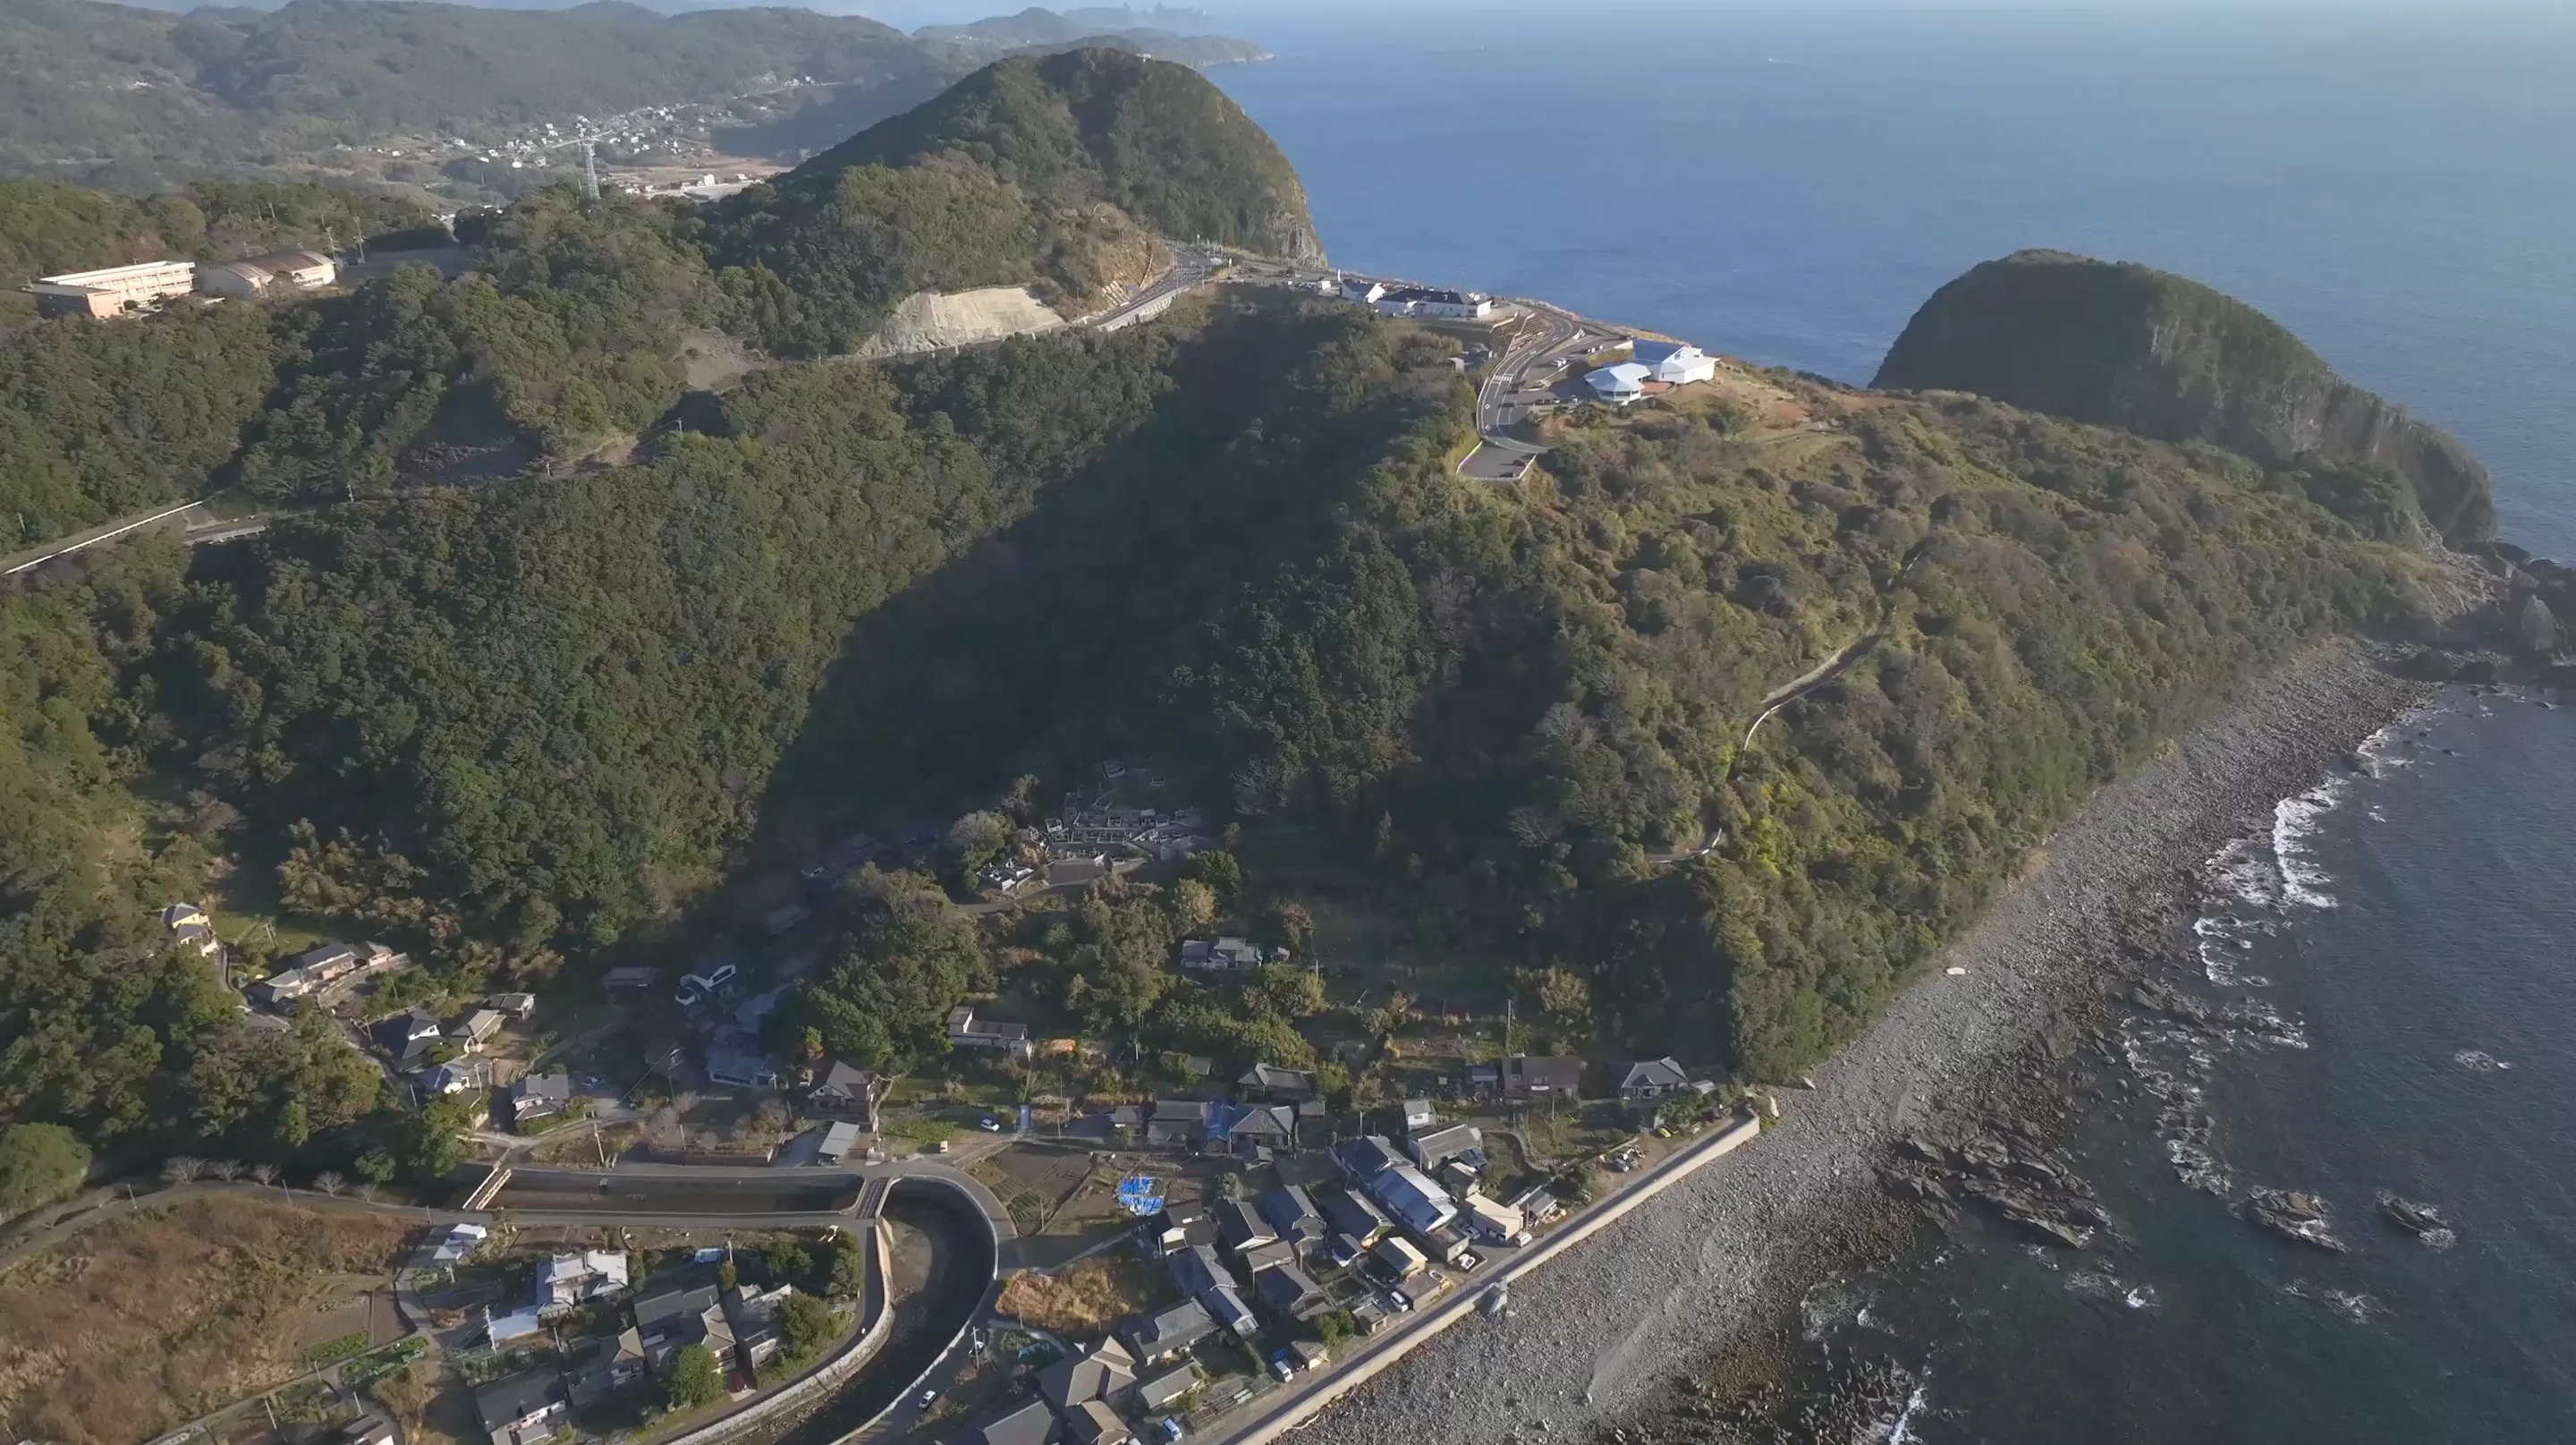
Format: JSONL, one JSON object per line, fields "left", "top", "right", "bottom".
{"left": 117, "top": 751, "right": 1768, "bottom": 1445}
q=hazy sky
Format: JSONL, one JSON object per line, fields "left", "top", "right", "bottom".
{"left": 866, "top": 0, "right": 2559, "bottom": 30}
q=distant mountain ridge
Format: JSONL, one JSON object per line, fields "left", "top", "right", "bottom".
{"left": 1874, "top": 249, "right": 2496, "bottom": 547}
{"left": 0, "top": 0, "right": 1270, "bottom": 194}
{"left": 917, "top": 6, "right": 1265, "bottom": 66}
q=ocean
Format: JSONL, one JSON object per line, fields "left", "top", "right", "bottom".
{"left": 1210, "top": 6, "right": 2576, "bottom": 1439}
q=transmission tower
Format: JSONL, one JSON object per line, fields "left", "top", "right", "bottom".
{"left": 581, "top": 139, "right": 601, "bottom": 201}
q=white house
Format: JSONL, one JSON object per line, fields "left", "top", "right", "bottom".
{"left": 945, "top": 1005, "right": 1033, "bottom": 1058}
{"left": 425, "top": 1221, "right": 488, "bottom": 1268}
{"left": 1633, "top": 339, "right": 1717, "bottom": 385}
{"left": 537, "top": 1251, "right": 631, "bottom": 1309}
{"left": 1585, "top": 361, "right": 1652, "bottom": 404}
{"left": 1339, "top": 277, "right": 1386, "bottom": 304}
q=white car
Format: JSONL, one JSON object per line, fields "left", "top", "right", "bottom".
{"left": 674, "top": 961, "right": 738, "bottom": 1006}
{"left": 913, "top": 1389, "right": 937, "bottom": 1412}
{"left": 979, "top": 1116, "right": 1003, "bottom": 1133}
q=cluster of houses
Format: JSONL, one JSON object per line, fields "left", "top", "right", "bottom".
{"left": 952, "top": 1093, "right": 1576, "bottom": 1443}
{"left": 946, "top": 1330, "right": 1206, "bottom": 1445}
{"left": 250, "top": 939, "right": 411, "bottom": 1008}
{"left": 366, "top": 991, "right": 547, "bottom": 1118}
{"left": 1101, "top": 1063, "right": 1325, "bottom": 1161}
{"left": 24, "top": 251, "right": 337, "bottom": 319}
{"left": 1034, "top": 799, "right": 1210, "bottom": 892}
{"left": 1584, "top": 339, "right": 1720, "bottom": 406}
{"left": 445, "top": 1239, "right": 828, "bottom": 1445}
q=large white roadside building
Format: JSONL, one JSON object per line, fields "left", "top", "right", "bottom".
{"left": 1633, "top": 339, "right": 1718, "bottom": 385}
{"left": 1587, "top": 338, "right": 1719, "bottom": 404}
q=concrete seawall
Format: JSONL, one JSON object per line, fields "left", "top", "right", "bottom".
{"left": 1223, "top": 1109, "right": 1765, "bottom": 1445}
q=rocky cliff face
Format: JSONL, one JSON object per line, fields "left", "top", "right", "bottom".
{"left": 1873, "top": 250, "right": 2496, "bottom": 547}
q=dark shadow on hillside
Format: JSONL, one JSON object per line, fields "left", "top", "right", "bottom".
{"left": 712, "top": 73, "right": 962, "bottom": 163}
{"left": 736, "top": 296, "right": 1439, "bottom": 883}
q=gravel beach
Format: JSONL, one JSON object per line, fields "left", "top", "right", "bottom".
{"left": 1304, "top": 642, "right": 2434, "bottom": 1445}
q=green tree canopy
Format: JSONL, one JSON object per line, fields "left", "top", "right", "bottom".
{"left": 0, "top": 1122, "right": 91, "bottom": 1218}
{"left": 666, "top": 1343, "right": 725, "bottom": 1409}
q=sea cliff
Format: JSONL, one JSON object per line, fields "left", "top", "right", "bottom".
{"left": 1873, "top": 249, "right": 2496, "bottom": 547}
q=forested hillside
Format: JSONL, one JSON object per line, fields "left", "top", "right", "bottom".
{"left": 1876, "top": 249, "right": 2496, "bottom": 547}
{"left": 2, "top": 53, "right": 1318, "bottom": 539}
{"left": 1155, "top": 370, "right": 2447, "bottom": 1076}
{"left": 0, "top": 117, "right": 2467, "bottom": 1211}
{"left": 0, "top": 185, "right": 712, "bottom": 545}
{"left": 0, "top": 0, "right": 1273, "bottom": 197}
{"left": 705, "top": 47, "right": 1321, "bottom": 353}
{"left": 0, "top": 286, "right": 1453, "bottom": 1188}
{"left": 0, "top": 0, "right": 967, "bottom": 191}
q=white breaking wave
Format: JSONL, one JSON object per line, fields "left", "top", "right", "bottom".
{"left": 1880, "top": 1378, "right": 1931, "bottom": 1444}
{"left": 2283, "top": 1279, "right": 2385, "bottom": 1323}
{"left": 2272, "top": 783, "right": 2343, "bottom": 908}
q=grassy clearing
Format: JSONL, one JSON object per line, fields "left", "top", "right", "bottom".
{"left": 0, "top": 1194, "right": 411, "bottom": 1445}
{"left": 992, "top": 1254, "right": 1173, "bottom": 1339}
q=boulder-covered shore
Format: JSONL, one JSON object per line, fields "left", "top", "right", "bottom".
{"left": 1303, "top": 642, "right": 2433, "bottom": 1445}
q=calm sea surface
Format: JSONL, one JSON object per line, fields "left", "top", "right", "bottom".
{"left": 1213, "top": 7, "right": 2576, "bottom": 1438}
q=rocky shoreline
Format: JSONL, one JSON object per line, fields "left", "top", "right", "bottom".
{"left": 1301, "top": 640, "right": 2435, "bottom": 1445}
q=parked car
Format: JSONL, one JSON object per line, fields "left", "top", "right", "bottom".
{"left": 674, "top": 961, "right": 739, "bottom": 1007}
{"left": 1457, "top": 1251, "right": 1481, "bottom": 1271}
{"left": 913, "top": 1389, "right": 937, "bottom": 1411}
{"left": 979, "top": 1116, "right": 1002, "bottom": 1133}
{"left": 930, "top": 1138, "right": 952, "bottom": 1154}
{"left": 1268, "top": 1354, "right": 1296, "bottom": 1382}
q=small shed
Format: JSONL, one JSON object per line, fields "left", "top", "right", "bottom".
{"left": 818, "top": 1121, "right": 865, "bottom": 1164}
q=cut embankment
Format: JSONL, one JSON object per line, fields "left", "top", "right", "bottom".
{"left": 855, "top": 286, "right": 1069, "bottom": 358}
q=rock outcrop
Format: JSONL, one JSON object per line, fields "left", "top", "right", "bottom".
{"left": 1873, "top": 250, "right": 2496, "bottom": 547}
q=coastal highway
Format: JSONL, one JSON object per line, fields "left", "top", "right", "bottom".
{"left": 1456, "top": 294, "right": 1620, "bottom": 480}
{"left": 1475, "top": 296, "right": 1606, "bottom": 450}
{"left": 1089, "top": 247, "right": 1220, "bottom": 332}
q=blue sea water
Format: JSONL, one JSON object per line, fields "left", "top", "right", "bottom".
{"left": 1213, "top": 2, "right": 2576, "bottom": 555}
{"left": 1211, "top": 7, "right": 2576, "bottom": 1438}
